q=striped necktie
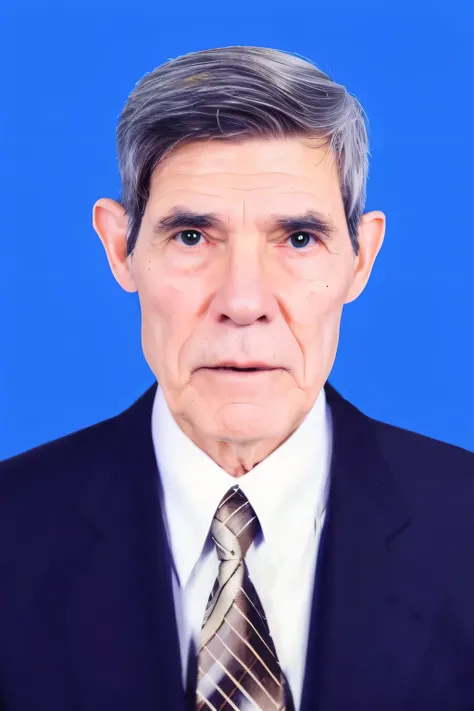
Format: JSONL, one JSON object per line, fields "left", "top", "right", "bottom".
{"left": 195, "top": 485, "right": 294, "bottom": 710}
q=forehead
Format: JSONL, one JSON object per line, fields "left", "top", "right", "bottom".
{"left": 147, "top": 137, "right": 344, "bottom": 219}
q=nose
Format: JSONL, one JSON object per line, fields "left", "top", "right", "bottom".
{"left": 208, "top": 244, "right": 278, "bottom": 327}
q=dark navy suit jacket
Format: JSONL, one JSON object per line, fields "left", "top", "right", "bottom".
{"left": 1, "top": 381, "right": 473, "bottom": 710}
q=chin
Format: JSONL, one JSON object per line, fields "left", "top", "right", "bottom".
{"left": 210, "top": 403, "right": 282, "bottom": 442}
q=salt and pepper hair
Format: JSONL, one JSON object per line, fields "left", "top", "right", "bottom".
{"left": 117, "top": 45, "right": 370, "bottom": 257}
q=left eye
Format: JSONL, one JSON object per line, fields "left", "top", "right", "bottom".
{"left": 288, "top": 232, "right": 319, "bottom": 249}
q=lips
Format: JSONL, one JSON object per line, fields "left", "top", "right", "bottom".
{"left": 213, "top": 366, "right": 268, "bottom": 372}
{"left": 207, "top": 361, "right": 276, "bottom": 370}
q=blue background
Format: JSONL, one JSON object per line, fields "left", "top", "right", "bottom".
{"left": 1, "top": 0, "right": 473, "bottom": 460}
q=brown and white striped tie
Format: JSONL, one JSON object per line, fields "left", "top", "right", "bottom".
{"left": 196, "top": 485, "right": 294, "bottom": 711}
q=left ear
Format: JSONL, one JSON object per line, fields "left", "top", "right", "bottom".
{"left": 345, "top": 210, "right": 386, "bottom": 304}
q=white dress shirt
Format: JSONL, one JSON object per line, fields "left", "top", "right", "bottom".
{"left": 152, "top": 384, "right": 333, "bottom": 710}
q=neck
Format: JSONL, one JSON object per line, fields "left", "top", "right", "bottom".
{"left": 177, "top": 420, "right": 303, "bottom": 477}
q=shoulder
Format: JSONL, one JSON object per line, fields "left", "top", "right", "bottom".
{"left": 326, "top": 381, "right": 473, "bottom": 490}
{"left": 0, "top": 383, "right": 157, "bottom": 538}
{"left": 0, "top": 383, "right": 156, "bottom": 499}
{"left": 0, "top": 413, "right": 121, "bottom": 514}
{"left": 370, "top": 414, "right": 473, "bottom": 472}
{"left": 326, "top": 380, "right": 473, "bottom": 537}
{"left": 366, "top": 413, "right": 474, "bottom": 520}
{"left": 0, "top": 416, "right": 118, "bottom": 567}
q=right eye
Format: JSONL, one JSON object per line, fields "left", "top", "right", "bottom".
{"left": 172, "top": 229, "right": 205, "bottom": 247}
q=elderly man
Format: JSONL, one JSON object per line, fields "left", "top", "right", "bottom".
{"left": 1, "top": 46, "right": 473, "bottom": 711}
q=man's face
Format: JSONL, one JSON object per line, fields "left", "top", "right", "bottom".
{"left": 103, "top": 137, "right": 383, "bottom": 446}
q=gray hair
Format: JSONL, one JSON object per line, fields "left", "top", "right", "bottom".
{"left": 117, "top": 46, "right": 370, "bottom": 257}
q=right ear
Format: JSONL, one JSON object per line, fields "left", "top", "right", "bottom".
{"left": 92, "top": 198, "right": 137, "bottom": 293}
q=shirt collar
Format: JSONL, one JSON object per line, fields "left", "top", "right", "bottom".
{"left": 152, "top": 383, "right": 333, "bottom": 588}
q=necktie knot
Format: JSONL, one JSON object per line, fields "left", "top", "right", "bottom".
{"left": 211, "top": 485, "right": 258, "bottom": 561}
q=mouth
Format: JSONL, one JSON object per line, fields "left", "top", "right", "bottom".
{"left": 203, "top": 361, "right": 278, "bottom": 370}
{"left": 213, "top": 366, "right": 272, "bottom": 372}
{"left": 198, "top": 364, "right": 280, "bottom": 375}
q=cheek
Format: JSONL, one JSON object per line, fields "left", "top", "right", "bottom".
{"left": 137, "top": 277, "right": 192, "bottom": 383}
{"left": 137, "top": 267, "right": 205, "bottom": 359}
{"left": 148, "top": 281, "right": 181, "bottom": 320}
{"left": 287, "top": 277, "right": 348, "bottom": 362}
{"left": 288, "top": 274, "right": 347, "bottom": 328}
{"left": 136, "top": 254, "right": 185, "bottom": 319}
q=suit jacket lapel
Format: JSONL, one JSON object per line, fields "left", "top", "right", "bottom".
{"left": 47, "top": 382, "right": 185, "bottom": 711}
{"left": 301, "top": 383, "right": 443, "bottom": 710}
{"left": 46, "top": 379, "right": 443, "bottom": 710}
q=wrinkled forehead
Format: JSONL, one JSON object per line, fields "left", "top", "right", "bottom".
{"left": 146, "top": 136, "right": 345, "bottom": 223}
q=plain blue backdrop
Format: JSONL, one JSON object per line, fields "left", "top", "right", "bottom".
{"left": 1, "top": 0, "right": 473, "bottom": 460}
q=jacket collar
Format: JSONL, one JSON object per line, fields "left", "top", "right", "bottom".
{"left": 51, "top": 379, "right": 437, "bottom": 709}
{"left": 76, "top": 378, "right": 409, "bottom": 539}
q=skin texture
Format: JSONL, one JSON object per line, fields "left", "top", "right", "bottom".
{"left": 93, "top": 136, "right": 385, "bottom": 476}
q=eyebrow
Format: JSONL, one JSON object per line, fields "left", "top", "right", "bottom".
{"left": 151, "top": 206, "right": 338, "bottom": 242}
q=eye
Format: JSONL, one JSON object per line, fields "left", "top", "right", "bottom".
{"left": 172, "top": 229, "right": 205, "bottom": 247}
{"left": 287, "top": 231, "right": 321, "bottom": 249}
{"left": 170, "top": 229, "right": 321, "bottom": 250}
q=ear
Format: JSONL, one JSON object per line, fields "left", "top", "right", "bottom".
{"left": 345, "top": 210, "right": 386, "bottom": 304}
{"left": 92, "top": 198, "right": 137, "bottom": 293}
